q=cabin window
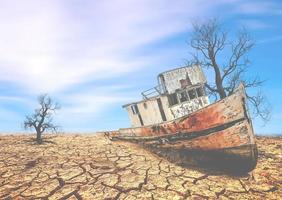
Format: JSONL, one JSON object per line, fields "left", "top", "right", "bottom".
{"left": 143, "top": 102, "right": 147, "bottom": 109}
{"left": 168, "top": 93, "right": 178, "bottom": 106}
{"left": 178, "top": 91, "right": 188, "bottom": 103}
{"left": 196, "top": 87, "right": 204, "bottom": 97}
{"left": 179, "top": 73, "right": 192, "bottom": 89}
{"left": 188, "top": 89, "right": 197, "bottom": 100}
{"left": 131, "top": 104, "right": 139, "bottom": 115}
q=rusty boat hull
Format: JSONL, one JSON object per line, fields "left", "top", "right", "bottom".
{"left": 109, "top": 84, "right": 258, "bottom": 173}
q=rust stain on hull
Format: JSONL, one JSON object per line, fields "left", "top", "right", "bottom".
{"left": 117, "top": 85, "right": 247, "bottom": 138}
{"left": 149, "top": 120, "right": 251, "bottom": 151}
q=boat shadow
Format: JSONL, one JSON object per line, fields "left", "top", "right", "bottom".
{"left": 146, "top": 144, "right": 258, "bottom": 176}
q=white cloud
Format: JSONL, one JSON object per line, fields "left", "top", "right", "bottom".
{"left": 54, "top": 84, "right": 138, "bottom": 131}
{"left": 0, "top": 0, "right": 219, "bottom": 94}
{"left": 59, "top": 85, "right": 137, "bottom": 115}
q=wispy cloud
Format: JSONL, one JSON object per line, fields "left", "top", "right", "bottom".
{"left": 235, "top": 1, "right": 282, "bottom": 15}
{"left": 0, "top": 0, "right": 218, "bottom": 94}
{"left": 55, "top": 84, "right": 139, "bottom": 131}
{"left": 0, "top": 0, "right": 221, "bottom": 131}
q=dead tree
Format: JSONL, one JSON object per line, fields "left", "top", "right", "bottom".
{"left": 24, "top": 94, "right": 60, "bottom": 144}
{"left": 190, "top": 18, "right": 270, "bottom": 122}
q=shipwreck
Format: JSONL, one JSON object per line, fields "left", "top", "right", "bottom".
{"left": 109, "top": 65, "right": 258, "bottom": 173}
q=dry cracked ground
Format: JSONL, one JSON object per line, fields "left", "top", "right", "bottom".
{"left": 0, "top": 134, "right": 281, "bottom": 200}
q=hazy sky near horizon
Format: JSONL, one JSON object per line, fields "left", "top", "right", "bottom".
{"left": 0, "top": 0, "right": 281, "bottom": 134}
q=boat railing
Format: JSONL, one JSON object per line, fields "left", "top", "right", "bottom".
{"left": 141, "top": 85, "right": 164, "bottom": 99}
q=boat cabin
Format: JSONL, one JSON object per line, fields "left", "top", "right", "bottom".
{"left": 123, "top": 65, "right": 210, "bottom": 127}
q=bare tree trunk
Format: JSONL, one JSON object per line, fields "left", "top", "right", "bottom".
{"left": 211, "top": 56, "right": 226, "bottom": 99}
{"left": 36, "top": 128, "right": 42, "bottom": 144}
{"left": 214, "top": 66, "right": 226, "bottom": 99}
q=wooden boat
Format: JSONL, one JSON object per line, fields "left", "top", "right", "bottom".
{"left": 108, "top": 65, "right": 258, "bottom": 173}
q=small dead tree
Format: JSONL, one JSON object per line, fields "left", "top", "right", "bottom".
{"left": 24, "top": 94, "right": 60, "bottom": 144}
{"left": 190, "top": 18, "right": 270, "bottom": 122}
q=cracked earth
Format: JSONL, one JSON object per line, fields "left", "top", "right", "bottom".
{"left": 0, "top": 134, "right": 281, "bottom": 200}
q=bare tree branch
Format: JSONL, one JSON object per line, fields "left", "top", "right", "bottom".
{"left": 189, "top": 18, "right": 271, "bottom": 123}
{"left": 246, "top": 92, "right": 271, "bottom": 123}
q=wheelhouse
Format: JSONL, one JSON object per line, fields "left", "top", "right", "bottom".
{"left": 123, "top": 65, "right": 210, "bottom": 127}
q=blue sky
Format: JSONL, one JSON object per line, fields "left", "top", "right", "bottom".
{"left": 0, "top": 0, "right": 281, "bottom": 135}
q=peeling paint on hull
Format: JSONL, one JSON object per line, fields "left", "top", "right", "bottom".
{"left": 109, "top": 84, "right": 258, "bottom": 173}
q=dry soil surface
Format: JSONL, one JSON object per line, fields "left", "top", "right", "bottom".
{"left": 0, "top": 134, "right": 281, "bottom": 200}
